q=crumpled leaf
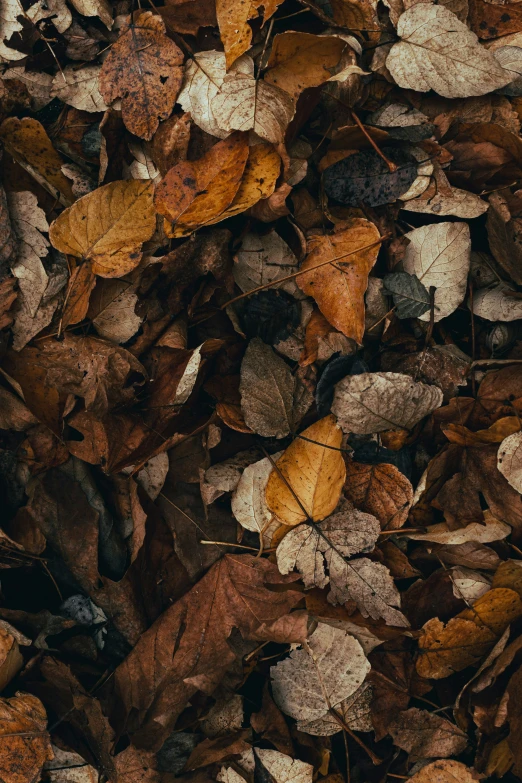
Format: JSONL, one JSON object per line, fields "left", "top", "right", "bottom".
{"left": 472, "top": 282, "right": 522, "bottom": 321}
{"left": 113, "top": 554, "right": 302, "bottom": 749}
{"left": 99, "top": 11, "right": 184, "bottom": 140}
{"left": 265, "top": 415, "right": 346, "bottom": 526}
{"left": 0, "top": 692, "right": 54, "bottom": 783}
{"left": 271, "top": 622, "right": 371, "bottom": 726}
{"left": 402, "top": 221, "right": 471, "bottom": 322}
{"left": 344, "top": 459, "right": 413, "bottom": 530}
{"left": 383, "top": 271, "right": 431, "bottom": 319}
{"left": 416, "top": 588, "right": 522, "bottom": 679}
{"left": 389, "top": 707, "right": 468, "bottom": 760}
{"left": 154, "top": 133, "right": 248, "bottom": 238}
{"left": 50, "top": 65, "right": 107, "bottom": 112}
{"left": 386, "top": 5, "right": 512, "bottom": 98}
{"left": 49, "top": 179, "right": 156, "bottom": 277}
{"left": 239, "top": 338, "right": 311, "bottom": 438}
{"left": 332, "top": 372, "right": 443, "bottom": 435}
{"left": 297, "top": 220, "right": 381, "bottom": 343}
{"left": 402, "top": 186, "right": 489, "bottom": 218}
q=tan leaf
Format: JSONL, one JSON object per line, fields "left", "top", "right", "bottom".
{"left": 407, "top": 513, "right": 511, "bottom": 545}
{"left": 206, "top": 143, "right": 281, "bottom": 223}
{"left": 386, "top": 5, "right": 512, "bottom": 98}
{"left": 0, "top": 387, "right": 38, "bottom": 431}
{"left": 255, "top": 749, "right": 312, "bottom": 783}
{"left": 344, "top": 459, "right": 413, "bottom": 530}
{"left": 0, "top": 118, "right": 74, "bottom": 205}
{"left": 271, "top": 622, "right": 371, "bottom": 724}
{"left": 389, "top": 707, "right": 468, "bottom": 760}
{"left": 99, "top": 11, "right": 184, "bottom": 140}
{"left": 2, "top": 68, "right": 53, "bottom": 111}
{"left": 417, "top": 588, "right": 522, "bottom": 679}
{"left": 232, "top": 453, "right": 282, "bottom": 536}
{"left": 135, "top": 452, "right": 169, "bottom": 501}
{"left": 332, "top": 372, "right": 443, "bottom": 435}
{"left": 265, "top": 415, "right": 346, "bottom": 526}
{"left": 217, "top": 0, "right": 283, "bottom": 68}
{"left": 211, "top": 65, "right": 295, "bottom": 145}
{"left": 234, "top": 230, "right": 301, "bottom": 297}
{"left": 0, "top": 0, "right": 25, "bottom": 61}
{"left": 68, "top": 0, "right": 113, "bottom": 27}
{"left": 92, "top": 284, "right": 143, "bottom": 344}
{"left": 402, "top": 221, "right": 471, "bottom": 322}
{"left": 402, "top": 186, "right": 489, "bottom": 218}
{"left": 240, "top": 338, "right": 311, "bottom": 439}
{"left": 296, "top": 682, "right": 373, "bottom": 735}
{"left": 0, "top": 692, "right": 53, "bottom": 783}
{"left": 408, "top": 761, "right": 478, "bottom": 783}
{"left": 8, "top": 191, "right": 49, "bottom": 319}
{"left": 498, "top": 431, "right": 522, "bottom": 492}
{"left": 154, "top": 133, "right": 249, "bottom": 238}
{"left": 264, "top": 32, "right": 349, "bottom": 100}
{"left": 473, "top": 282, "right": 522, "bottom": 321}
{"left": 296, "top": 220, "right": 381, "bottom": 343}
{"left": 60, "top": 263, "right": 96, "bottom": 330}
{"left": 49, "top": 179, "right": 156, "bottom": 278}
{"left": 50, "top": 65, "right": 107, "bottom": 112}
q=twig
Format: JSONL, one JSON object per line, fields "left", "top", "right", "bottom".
{"left": 350, "top": 109, "right": 397, "bottom": 173}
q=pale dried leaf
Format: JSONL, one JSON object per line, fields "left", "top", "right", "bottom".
{"left": 255, "top": 750, "right": 312, "bottom": 783}
{"left": 498, "top": 430, "right": 522, "bottom": 493}
{"left": 234, "top": 230, "right": 301, "bottom": 298}
{"left": 232, "top": 453, "right": 282, "bottom": 536}
{"left": 0, "top": 0, "right": 25, "bottom": 61}
{"left": 135, "top": 452, "right": 169, "bottom": 501}
{"left": 402, "top": 187, "right": 489, "bottom": 218}
{"left": 8, "top": 191, "right": 49, "bottom": 318}
{"left": 2, "top": 68, "right": 53, "bottom": 110}
{"left": 296, "top": 682, "right": 373, "bottom": 735}
{"left": 92, "top": 285, "right": 143, "bottom": 343}
{"left": 388, "top": 707, "right": 468, "bottom": 760}
{"left": 407, "top": 514, "right": 511, "bottom": 544}
{"left": 68, "top": 0, "right": 113, "bottom": 28}
{"left": 473, "top": 283, "right": 522, "bottom": 321}
{"left": 239, "top": 338, "right": 294, "bottom": 438}
{"left": 50, "top": 65, "right": 107, "bottom": 112}
{"left": 408, "top": 761, "right": 478, "bottom": 783}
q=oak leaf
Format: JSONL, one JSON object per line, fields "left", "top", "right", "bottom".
{"left": 271, "top": 623, "right": 370, "bottom": 725}
{"left": 265, "top": 415, "right": 346, "bottom": 526}
{"left": 0, "top": 692, "right": 53, "bottom": 783}
{"left": 154, "top": 133, "right": 249, "bottom": 238}
{"left": 49, "top": 179, "right": 156, "bottom": 277}
{"left": 402, "top": 221, "right": 471, "bottom": 322}
{"left": 344, "top": 459, "right": 413, "bottom": 530}
{"left": 113, "top": 554, "right": 302, "bottom": 750}
{"left": 332, "top": 372, "right": 443, "bottom": 434}
{"left": 99, "top": 12, "right": 183, "bottom": 140}
{"left": 386, "top": 5, "right": 512, "bottom": 98}
{"left": 296, "top": 220, "right": 381, "bottom": 343}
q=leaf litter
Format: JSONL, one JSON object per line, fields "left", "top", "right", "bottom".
{"left": 3, "top": 1, "right": 522, "bottom": 782}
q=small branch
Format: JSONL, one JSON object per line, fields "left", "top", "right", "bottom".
{"left": 350, "top": 110, "right": 397, "bottom": 173}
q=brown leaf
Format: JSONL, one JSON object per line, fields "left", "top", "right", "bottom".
{"left": 388, "top": 707, "right": 468, "bottom": 760}
{"left": 486, "top": 190, "right": 522, "bottom": 285}
{"left": 406, "top": 760, "right": 479, "bottom": 783}
{"left": 154, "top": 133, "right": 249, "bottom": 237}
{"left": 113, "top": 554, "right": 301, "bottom": 750}
{"left": 297, "top": 220, "right": 381, "bottom": 343}
{"left": 159, "top": 0, "right": 217, "bottom": 35}
{"left": 344, "top": 458, "right": 413, "bottom": 530}
{"left": 60, "top": 262, "right": 96, "bottom": 329}
{"left": 99, "top": 11, "right": 184, "bottom": 140}
{"left": 0, "top": 692, "right": 53, "bottom": 783}
{"left": 0, "top": 182, "right": 16, "bottom": 266}
{"left": 0, "top": 626, "right": 22, "bottom": 691}
{"left": 49, "top": 179, "right": 156, "bottom": 277}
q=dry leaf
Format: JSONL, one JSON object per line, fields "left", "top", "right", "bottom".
{"left": 255, "top": 749, "right": 312, "bottom": 783}
{"left": 99, "top": 11, "right": 184, "bottom": 140}
{"left": 68, "top": 0, "right": 113, "bottom": 27}
{"left": 0, "top": 626, "right": 23, "bottom": 691}
{"left": 2, "top": 67, "right": 53, "bottom": 110}
{"left": 296, "top": 220, "right": 381, "bottom": 344}
{"left": 234, "top": 230, "right": 301, "bottom": 297}
{"left": 271, "top": 622, "right": 371, "bottom": 724}
{"left": 417, "top": 588, "right": 522, "bottom": 678}
{"left": 154, "top": 133, "right": 248, "bottom": 237}
{"left": 332, "top": 372, "right": 443, "bottom": 434}
{"left": 498, "top": 431, "right": 522, "bottom": 493}
{"left": 265, "top": 415, "right": 346, "bottom": 526}
{"left": 296, "top": 682, "right": 373, "bottom": 735}
{"left": 50, "top": 65, "right": 106, "bottom": 112}
{"left": 402, "top": 221, "right": 471, "bottom": 322}
{"left": 231, "top": 453, "right": 281, "bottom": 537}
{"left": 388, "top": 707, "right": 468, "bottom": 760}
{"left": 473, "top": 283, "right": 522, "bottom": 321}
{"left": 8, "top": 191, "right": 49, "bottom": 319}
{"left": 49, "top": 179, "right": 156, "bottom": 277}
{"left": 407, "top": 761, "right": 478, "bottom": 783}
{"left": 0, "top": 0, "right": 25, "bottom": 60}
{"left": 407, "top": 514, "right": 511, "bottom": 545}
{"left": 92, "top": 284, "right": 143, "bottom": 343}
{"left": 216, "top": 0, "right": 283, "bottom": 68}
{"left": 402, "top": 187, "right": 489, "bottom": 218}
{"left": 386, "top": 5, "right": 512, "bottom": 98}
{"left": 344, "top": 459, "right": 413, "bottom": 530}
{"left": 0, "top": 692, "right": 54, "bottom": 783}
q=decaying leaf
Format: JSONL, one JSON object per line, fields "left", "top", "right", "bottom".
{"left": 231, "top": 453, "right": 281, "bottom": 537}
{"left": 255, "top": 749, "right": 313, "bottom": 783}
{"left": 216, "top": 0, "right": 283, "bottom": 68}
{"left": 265, "top": 415, "right": 346, "bottom": 526}
{"left": 344, "top": 459, "right": 413, "bottom": 530}
{"left": 49, "top": 179, "right": 156, "bottom": 277}
{"left": 388, "top": 708, "right": 468, "bottom": 760}
{"left": 271, "top": 623, "right": 371, "bottom": 726}
{"left": 407, "top": 761, "right": 478, "bottom": 783}
{"left": 383, "top": 272, "right": 431, "bottom": 319}
{"left": 332, "top": 372, "right": 443, "bottom": 434}
{"left": 472, "top": 283, "right": 522, "bottom": 322}
{"left": 50, "top": 65, "right": 106, "bottom": 112}
{"left": 498, "top": 431, "right": 522, "bottom": 493}
{"left": 386, "top": 5, "right": 512, "bottom": 98}
{"left": 402, "top": 187, "right": 489, "bottom": 218}
{"left": 0, "top": 692, "right": 54, "bottom": 783}
{"left": 99, "top": 12, "right": 184, "bottom": 140}
{"left": 234, "top": 230, "right": 300, "bottom": 297}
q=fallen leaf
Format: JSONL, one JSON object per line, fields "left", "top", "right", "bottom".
{"left": 388, "top": 707, "right": 468, "bottom": 760}
{"left": 486, "top": 191, "right": 522, "bottom": 285}
{"left": 49, "top": 179, "right": 156, "bottom": 277}
{"left": 498, "top": 431, "right": 522, "bottom": 493}
{"left": 0, "top": 117, "right": 74, "bottom": 205}
{"left": 0, "top": 692, "right": 53, "bottom": 783}
{"left": 271, "top": 622, "right": 371, "bottom": 725}
{"left": 92, "top": 283, "right": 143, "bottom": 343}
{"left": 2, "top": 67, "right": 53, "bottom": 111}
{"left": 382, "top": 272, "right": 431, "bottom": 319}
{"left": 402, "top": 186, "right": 489, "bottom": 218}
{"left": 0, "top": 626, "right": 22, "bottom": 691}
{"left": 296, "top": 682, "right": 373, "bottom": 736}
{"left": 255, "top": 749, "right": 312, "bottom": 783}
{"left": 234, "top": 229, "right": 301, "bottom": 298}
{"left": 99, "top": 11, "right": 184, "bottom": 140}
{"left": 332, "top": 372, "right": 443, "bottom": 434}
{"left": 68, "top": 0, "right": 112, "bottom": 27}
{"left": 7, "top": 191, "right": 49, "bottom": 320}
{"left": 50, "top": 65, "right": 106, "bottom": 112}
{"left": 407, "top": 760, "right": 478, "bottom": 783}
{"left": 0, "top": 0, "right": 25, "bottom": 61}
{"left": 231, "top": 453, "right": 281, "bottom": 537}
{"left": 216, "top": 0, "right": 283, "bottom": 68}
{"left": 296, "top": 220, "right": 381, "bottom": 343}
{"left": 407, "top": 514, "right": 511, "bottom": 545}
{"left": 154, "top": 133, "right": 249, "bottom": 237}
{"left": 416, "top": 588, "right": 522, "bottom": 678}
{"left": 265, "top": 415, "right": 346, "bottom": 526}
{"left": 113, "top": 555, "right": 302, "bottom": 749}
{"left": 473, "top": 282, "right": 522, "bottom": 321}
{"left": 239, "top": 338, "right": 311, "bottom": 438}
{"left": 386, "top": 5, "right": 512, "bottom": 98}
{"left": 344, "top": 459, "right": 413, "bottom": 530}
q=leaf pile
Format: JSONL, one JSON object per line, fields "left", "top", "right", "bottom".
{"left": 4, "top": 1, "right": 522, "bottom": 782}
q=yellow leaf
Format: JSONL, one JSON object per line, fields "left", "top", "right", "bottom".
{"left": 265, "top": 32, "right": 348, "bottom": 100}
{"left": 265, "top": 415, "right": 346, "bottom": 526}
{"left": 217, "top": 0, "right": 283, "bottom": 69}
{"left": 155, "top": 133, "right": 249, "bottom": 238}
{"left": 297, "top": 220, "right": 381, "bottom": 344}
{"left": 0, "top": 117, "right": 74, "bottom": 206}
{"left": 49, "top": 179, "right": 156, "bottom": 278}
{"left": 416, "top": 588, "right": 522, "bottom": 679}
